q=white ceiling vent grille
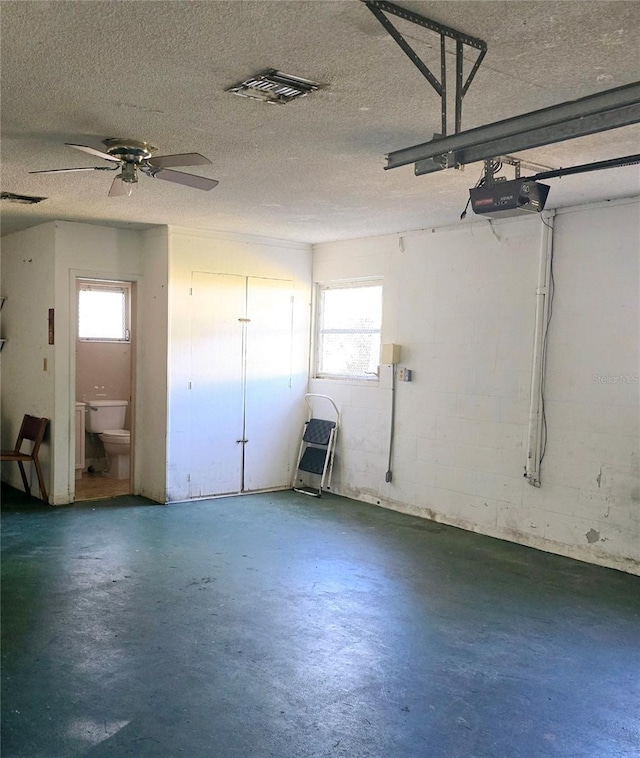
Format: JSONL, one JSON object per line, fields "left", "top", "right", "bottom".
{"left": 227, "top": 69, "right": 320, "bottom": 104}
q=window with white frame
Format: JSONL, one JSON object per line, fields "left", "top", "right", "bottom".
{"left": 315, "top": 280, "right": 383, "bottom": 379}
{"left": 78, "top": 281, "right": 131, "bottom": 342}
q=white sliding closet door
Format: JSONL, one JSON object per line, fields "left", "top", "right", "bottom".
{"left": 244, "top": 277, "right": 294, "bottom": 491}
{"left": 189, "top": 272, "right": 295, "bottom": 498}
{"left": 189, "top": 272, "right": 245, "bottom": 497}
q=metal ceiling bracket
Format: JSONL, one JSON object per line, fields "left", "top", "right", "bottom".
{"left": 498, "top": 155, "right": 558, "bottom": 179}
{"left": 362, "top": 0, "right": 486, "bottom": 136}
{"left": 380, "top": 81, "right": 640, "bottom": 175}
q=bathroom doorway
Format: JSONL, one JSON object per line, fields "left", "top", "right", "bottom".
{"left": 74, "top": 278, "right": 135, "bottom": 501}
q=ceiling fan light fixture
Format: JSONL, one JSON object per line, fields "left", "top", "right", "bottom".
{"left": 121, "top": 163, "right": 138, "bottom": 184}
{"left": 227, "top": 69, "right": 320, "bottom": 104}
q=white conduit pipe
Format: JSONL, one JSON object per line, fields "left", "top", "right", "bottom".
{"left": 385, "top": 363, "right": 397, "bottom": 483}
{"left": 526, "top": 210, "right": 555, "bottom": 487}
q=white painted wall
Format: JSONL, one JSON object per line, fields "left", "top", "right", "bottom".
{"left": 137, "top": 227, "right": 169, "bottom": 503}
{"left": 1, "top": 221, "right": 310, "bottom": 506}
{"left": 165, "top": 227, "right": 312, "bottom": 502}
{"left": 76, "top": 341, "right": 132, "bottom": 405}
{"left": 1, "top": 223, "right": 56, "bottom": 496}
{"left": 4, "top": 202, "right": 635, "bottom": 574}
{"left": 310, "top": 197, "right": 640, "bottom": 574}
{"left": 0, "top": 221, "right": 150, "bottom": 503}
{"left": 532, "top": 200, "right": 639, "bottom": 571}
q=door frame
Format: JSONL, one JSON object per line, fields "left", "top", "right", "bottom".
{"left": 68, "top": 270, "right": 139, "bottom": 502}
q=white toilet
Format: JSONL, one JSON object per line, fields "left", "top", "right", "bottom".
{"left": 85, "top": 400, "right": 131, "bottom": 479}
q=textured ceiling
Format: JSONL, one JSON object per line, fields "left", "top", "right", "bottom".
{"left": 1, "top": 0, "right": 639, "bottom": 243}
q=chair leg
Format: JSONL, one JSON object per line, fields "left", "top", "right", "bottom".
{"left": 33, "top": 457, "right": 48, "bottom": 503}
{"left": 17, "top": 461, "right": 31, "bottom": 496}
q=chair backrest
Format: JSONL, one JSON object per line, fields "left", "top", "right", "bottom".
{"left": 16, "top": 415, "right": 48, "bottom": 455}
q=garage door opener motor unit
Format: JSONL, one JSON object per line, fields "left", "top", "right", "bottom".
{"left": 470, "top": 178, "right": 550, "bottom": 219}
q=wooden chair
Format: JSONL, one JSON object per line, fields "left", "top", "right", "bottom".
{"left": 1, "top": 415, "right": 49, "bottom": 502}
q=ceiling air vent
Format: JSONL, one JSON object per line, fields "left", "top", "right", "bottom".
{"left": 1, "top": 191, "right": 47, "bottom": 204}
{"left": 227, "top": 69, "right": 319, "bottom": 104}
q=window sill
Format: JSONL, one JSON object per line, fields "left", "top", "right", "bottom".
{"left": 78, "top": 339, "right": 131, "bottom": 344}
{"left": 313, "top": 375, "right": 379, "bottom": 385}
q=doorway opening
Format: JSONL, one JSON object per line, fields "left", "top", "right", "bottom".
{"left": 73, "top": 278, "right": 135, "bottom": 501}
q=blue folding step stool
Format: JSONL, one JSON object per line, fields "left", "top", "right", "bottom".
{"left": 293, "top": 394, "right": 340, "bottom": 497}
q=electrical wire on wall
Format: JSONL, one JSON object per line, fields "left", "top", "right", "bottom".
{"left": 385, "top": 363, "right": 397, "bottom": 483}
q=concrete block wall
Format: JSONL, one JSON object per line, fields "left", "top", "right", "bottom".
{"left": 532, "top": 200, "right": 639, "bottom": 571}
{"left": 310, "top": 198, "right": 639, "bottom": 574}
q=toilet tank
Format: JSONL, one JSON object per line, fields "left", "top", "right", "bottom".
{"left": 86, "top": 400, "right": 128, "bottom": 433}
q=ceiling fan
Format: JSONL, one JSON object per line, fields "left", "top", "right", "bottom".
{"left": 29, "top": 139, "right": 219, "bottom": 196}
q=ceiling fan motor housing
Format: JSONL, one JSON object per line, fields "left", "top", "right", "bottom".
{"left": 102, "top": 138, "right": 156, "bottom": 164}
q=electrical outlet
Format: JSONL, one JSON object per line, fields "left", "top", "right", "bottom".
{"left": 398, "top": 367, "right": 412, "bottom": 382}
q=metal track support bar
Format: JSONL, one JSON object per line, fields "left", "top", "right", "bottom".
{"left": 440, "top": 35, "right": 447, "bottom": 136}
{"left": 364, "top": 0, "right": 486, "bottom": 49}
{"left": 366, "top": 3, "right": 442, "bottom": 95}
{"left": 381, "top": 81, "right": 640, "bottom": 172}
{"left": 362, "top": 0, "right": 487, "bottom": 136}
{"left": 455, "top": 41, "right": 464, "bottom": 134}
{"left": 415, "top": 104, "right": 640, "bottom": 175}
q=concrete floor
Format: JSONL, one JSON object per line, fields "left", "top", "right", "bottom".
{"left": 2, "top": 485, "right": 639, "bottom": 758}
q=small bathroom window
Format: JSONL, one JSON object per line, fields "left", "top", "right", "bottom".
{"left": 78, "top": 280, "right": 131, "bottom": 342}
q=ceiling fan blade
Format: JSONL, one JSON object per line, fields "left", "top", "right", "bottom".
{"left": 109, "top": 174, "right": 133, "bottom": 197}
{"left": 29, "top": 166, "right": 112, "bottom": 174}
{"left": 66, "top": 143, "right": 121, "bottom": 163}
{"left": 147, "top": 153, "right": 212, "bottom": 169}
{"left": 151, "top": 168, "right": 219, "bottom": 191}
